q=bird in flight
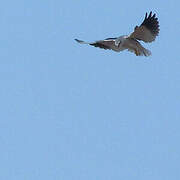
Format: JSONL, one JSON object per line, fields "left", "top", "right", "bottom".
{"left": 75, "top": 12, "right": 159, "bottom": 57}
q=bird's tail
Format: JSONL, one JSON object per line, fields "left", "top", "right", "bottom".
{"left": 133, "top": 47, "right": 151, "bottom": 56}
{"left": 135, "top": 42, "right": 152, "bottom": 56}
{"left": 142, "top": 48, "right": 151, "bottom": 56}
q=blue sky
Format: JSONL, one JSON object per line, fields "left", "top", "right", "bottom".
{"left": 0, "top": 0, "right": 180, "bottom": 179}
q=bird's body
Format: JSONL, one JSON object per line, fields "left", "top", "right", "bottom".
{"left": 75, "top": 12, "right": 159, "bottom": 57}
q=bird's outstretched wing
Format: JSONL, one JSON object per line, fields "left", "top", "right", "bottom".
{"left": 129, "top": 12, "right": 159, "bottom": 43}
{"left": 75, "top": 38, "right": 117, "bottom": 50}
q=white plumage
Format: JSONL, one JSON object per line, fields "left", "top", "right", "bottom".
{"left": 75, "top": 12, "right": 159, "bottom": 57}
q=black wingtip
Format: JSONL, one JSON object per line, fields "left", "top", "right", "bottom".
{"left": 75, "top": 38, "right": 79, "bottom": 42}
{"left": 75, "top": 39, "right": 83, "bottom": 43}
{"left": 141, "top": 11, "right": 160, "bottom": 35}
{"left": 145, "top": 12, "right": 148, "bottom": 19}
{"left": 149, "top": 11, "right": 152, "bottom": 18}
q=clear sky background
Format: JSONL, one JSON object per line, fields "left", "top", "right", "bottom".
{"left": 0, "top": 0, "right": 180, "bottom": 179}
